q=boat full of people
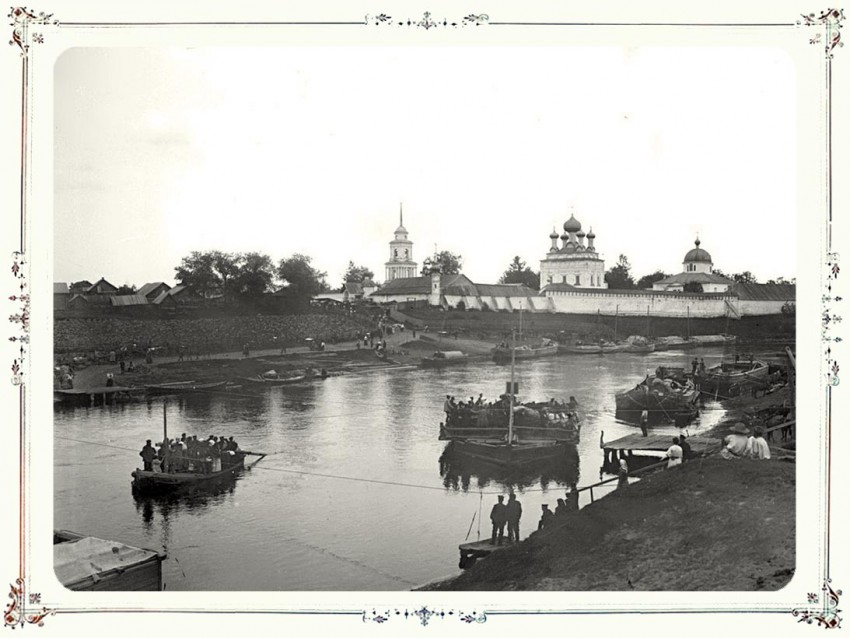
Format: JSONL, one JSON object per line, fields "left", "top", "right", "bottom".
{"left": 615, "top": 366, "right": 699, "bottom": 423}
{"left": 132, "top": 430, "right": 261, "bottom": 494}
{"left": 439, "top": 394, "right": 581, "bottom": 444}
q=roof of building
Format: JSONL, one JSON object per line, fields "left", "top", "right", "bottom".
{"left": 85, "top": 278, "right": 117, "bottom": 293}
{"left": 152, "top": 285, "right": 192, "bottom": 305}
{"left": 733, "top": 282, "right": 796, "bottom": 301}
{"left": 137, "top": 282, "right": 170, "bottom": 297}
{"left": 655, "top": 272, "right": 734, "bottom": 286}
{"left": 540, "top": 282, "right": 578, "bottom": 293}
{"left": 373, "top": 273, "right": 472, "bottom": 296}
{"left": 362, "top": 278, "right": 376, "bottom": 288}
{"left": 68, "top": 293, "right": 112, "bottom": 305}
{"left": 344, "top": 282, "right": 364, "bottom": 296}
{"left": 54, "top": 282, "right": 69, "bottom": 294}
{"left": 683, "top": 238, "right": 712, "bottom": 263}
{"left": 110, "top": 294, "right": 149, "bottom": 307}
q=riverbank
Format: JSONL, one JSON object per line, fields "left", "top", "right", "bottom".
{"left": 425, "top": 382, "right": 795, "bottom": 591}
{"left": 425, "top": 456, "right": 794, "bottom": 591}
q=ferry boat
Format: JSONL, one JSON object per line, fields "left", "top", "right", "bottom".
{"left": 420, "top": 350, "right": 470, "bottom": 368}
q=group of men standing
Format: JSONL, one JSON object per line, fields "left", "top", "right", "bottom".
{"left": 488, "top": 493, "right": 523, "bottom": 545}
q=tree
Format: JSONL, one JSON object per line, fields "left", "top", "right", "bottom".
{"left": 635, "top": 270, "right": 670, "bottom": 290}
{"left": 175, "top": 251, "right": 221, "bottom": 298}
{"left": 604, "top": 254, "right": 636, "bottom": 290}
{"left": 421, "top": 250, "right": 463, "bottom": 275}
{"left": 231, "top": 252, "right": 276, "bottom": 298}
{"left": 683, "top": 282, "right": 704, "bottom": 293}
{"left": 499, "top": 256, "right": 540, "bottom": 289}
{"left": 277, "top": 254, "right": 329, "bottom": 298}
{"left": 343, "top": 261, "right": 375, "bottom": 286}
{"left": 731, "top": 271, "right": 758, "bottom": 284}
{"left": 116, "top": 284, "right": 137, "bottom": 295}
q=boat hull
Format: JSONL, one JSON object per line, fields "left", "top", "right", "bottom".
{"left": 420, "top": 356, "right": 470, "bottom": 368}
{"left": 440, "top": 423, "right": 579, "bottom": 444}
{"left": 701, "top": 360, "right": 770, "bottom": 395}
{"left": 492, "top": 344, "right": 559, "bottom": 362}
{"left": 451, "top": 440, "right": 569, "bottom": 466}
{"left": 131, "top": 456, "right": 245, "bottom": 494}
{"left": 145, "top": 381, "right": 229, "bottom": 395}
{"left": 558, "top": 344, "right": 602, "bottom": 354}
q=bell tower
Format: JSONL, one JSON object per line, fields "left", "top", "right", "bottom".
{"left": 384, "top": 204, "right": 418, "bottom": 281}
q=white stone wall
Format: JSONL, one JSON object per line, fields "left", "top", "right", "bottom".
{"left": 737, "top": 299, "right": 791, "bottom": 316}
{"left": 547, "top": 290, "right": 734, "bottom": 318}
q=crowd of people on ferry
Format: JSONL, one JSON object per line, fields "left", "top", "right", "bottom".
{"left": 442, "top": 394, "right": 580, "bottom": 428}
{"left": 138, "top": 433, "right": 242, "bottom": 474}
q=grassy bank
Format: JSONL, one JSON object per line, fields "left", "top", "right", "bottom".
{"left": 428, "top": 456, "right": 795, "bottom": 591}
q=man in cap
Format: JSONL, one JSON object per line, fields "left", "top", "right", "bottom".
{"left": 505, "top": 493, "right": 523, "bottom": 543}
{"left": 139, "top": 440, "right": 156, "bottom": 471}
{"left": 490, "top": 495, "right": 507, "bottom": 545}
{"left": 537, "top": 504, "right": 555, "bottom": 531}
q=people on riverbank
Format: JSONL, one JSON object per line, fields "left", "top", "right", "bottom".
{"left": 720, "top": 423, "right": 752, "bottom": 460}
{"left": 490, "top": 495, "right": 507, "bottom": 545}
{"left": 665, "top": 437, "right": 683, "bottom": 468}
{"left": 506, "top": 493, "right": 522, "bottom": 542}
{"left": 747, "top": 425, "right": 771, "bottom": 460}
{"left": 537, "top": 504, "right": 554, "bottom": 531}
{"left": 617, "top": 459, "right": 629, "bottom": 488}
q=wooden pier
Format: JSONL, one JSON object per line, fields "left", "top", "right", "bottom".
{"left": 54, "top": 385, "right": 145, "bottom": 407}
{"left": 458, "top": 538, "right": 514, "bottom": 569}
{"left": 601, "top": 431, "right": 722, "bottom": 470}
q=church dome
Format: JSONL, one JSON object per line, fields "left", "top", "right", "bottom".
{"left": 576, "top": 230, "right": 586, "bottom": 238}
{"left": 563, "top": 214, "right": 582, "bottom": 233}
{"left": 587, "top": 228, "right": 596, "bottom": 239}
{"left": 684, "top": 238, "right": 712, "bottom": 263}
{"left": 549, "top": 227, "right": 559, "bottom": 239}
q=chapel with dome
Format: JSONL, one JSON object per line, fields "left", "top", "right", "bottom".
{"left": 539, "top": 212, "right": 607, "bottom": 289}
{"left": 652, "top": 238, "right": 735, "bottom": 293}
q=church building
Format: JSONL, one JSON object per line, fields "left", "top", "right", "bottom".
{"left": 539, "top": 213, "right": 607, "bottom": 289}
{"left": 652, "top": 238, "right": 734, "bottom": 293}
{"left": 384, "top": 206, "right": 418, "bottom": 281}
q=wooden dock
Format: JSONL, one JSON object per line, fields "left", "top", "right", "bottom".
{"left": 458, "top": 538, "right": 514, "bottom": 569}
{"left": 603, "top": 432, "right": 721, "bottom": 455}
{"left": 54, "top": 385, "right": 145, "bottom": 406}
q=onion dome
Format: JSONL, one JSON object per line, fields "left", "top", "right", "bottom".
{"left": 576, "top": 230, "right": 586, "bottom": 238}
{"left": 549, "top": 227, "right": 559, "bottom": 239}
{"left": 684, "top": 238, "right": 712, "bottom": 263}
{"left": 587, "top": 227, "right": 596, "bottom": 239}
{"left": 563, "top": 214, "right": 582, "bottom": 233}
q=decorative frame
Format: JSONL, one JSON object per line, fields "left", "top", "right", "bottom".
{"left": 2, "top": 2, "right": 845, "bottom": 633}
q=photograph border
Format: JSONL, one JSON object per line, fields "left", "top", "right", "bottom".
{"left": 3, "top": 3, "right": 844, "bottom": 630}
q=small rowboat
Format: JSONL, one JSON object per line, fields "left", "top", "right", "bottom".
{"left": 238, "top": 374, "right": 312, "bottom": 386}
{"left": 558, "top": 343, "right": 602, "bottom": 354}
{"left": 492, "top": 341, "right": 558, "bottom": 362}
{"left": 145, "top": 380, "right": 229, "bottom": 395}
{"left": 420, "top": 351, "right": 469, "bottom": 368}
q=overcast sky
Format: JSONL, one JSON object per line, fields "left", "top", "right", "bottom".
{"left": 54, "top": 46, "right": 796, "bottom": 288}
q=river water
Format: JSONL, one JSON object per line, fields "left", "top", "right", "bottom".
{"left": 54, "top": 344, "right": 776, "bottom": 590}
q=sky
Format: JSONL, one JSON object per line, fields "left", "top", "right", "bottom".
{"left": 54, "top": 46, "right": 797, "bottom": 288}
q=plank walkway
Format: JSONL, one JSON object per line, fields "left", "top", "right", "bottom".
{"left": 602, "top": 432, "right": 722, "bottom": 455}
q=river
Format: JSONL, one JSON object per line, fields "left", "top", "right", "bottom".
{"left": 54, "top": 344, "right": 777, "bottom": 590}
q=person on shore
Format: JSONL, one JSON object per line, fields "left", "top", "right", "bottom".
{"left": 679, "top": 433, "right": 692, "bottom": 461}
{"left": 506, "top": 493, "right": 522, "bottom": 542}
{"left": 490, "top": 495, "right": 507, "bottom": 545}
{"left": 747, "top": 425, "right": 771, "bottom": 460}
{"left": 699, "top": 358, "right": 706, "bottom": 375}
{"left": 617, "top": 458, "right": 629, "bottom": 488}
{"left": 720, "top": 423, "right": 752, "bottom": 459}
{"left": 537, "top": 504, "right": 554, "bottom": 531}
{"left": 691, "top": 358, "right": 698, "bottom": 375}
{"left": 139, "top": 440, "right": 156, "bottom": 472}
{"left": 665, "top": 437, "right": 683, "bottom": 468}
{"left": 640, "top": 409, "right": 649, "bottom": 437}
{"left": 119, "top": 360, "right": 126, "bottom": 374}
{"left": 145, "top": 348, "right": 153, "bottom": 365}
{"left": 105, "top": 372, "right": 114, "bottom": 388}
{"left": 567, "top": 484, "right": 580, "bottom": 511}
{"left": 555, "top": 498, "right": 568, "bottom": 516}
{"left": 127, "top": 360, "right": 135, "bottom": 373}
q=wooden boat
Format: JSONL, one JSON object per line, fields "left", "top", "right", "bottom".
{"left": 624, "top": 342, "right": 656, "bottom": 353}
{"left": 492, "top": 340, "right": 558, "bottom": 362}
{"left": 615, "top": 378, "right": 698, "bottom": 422}
{"left": 131, "top": 451, "right": 247, "bottom": 494}
{"left": 145, "top": 380, "right": 229, "bottom": 395}
{"left": 600, "top": 341, "right": 628, "bottom": 354}
{"left": 440, "top": 402, "right": 581, "bottom": 444}
{"left": 420, "top": 350, "right": 469, "bottom": 368}
{"left": 54, "top": 530, "right": 166, "bottom": 591}
{"left": 558, "top": 343, "right": 602, "bottom": 355}
{"left": 238, "top": 373, "right": 313, "bottom": 386}
{"left": 701, "top": 359, "right": 769, "bottom": 395}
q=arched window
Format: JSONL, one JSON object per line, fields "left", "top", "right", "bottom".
{"left": 394, "top": 249, "right": 398, "bottom": 259}
{"left": 575, "top": 275, "right": 581, "bottom": 285}
{"left": 562, "top": 276, "right": 567, "bottom": 283}
{"left": 404, "top": 248, "right": 409, "bottom": 259}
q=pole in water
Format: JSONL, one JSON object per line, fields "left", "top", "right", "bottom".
{"left": 163, "top": 400, "right": 168, "bottom": 443}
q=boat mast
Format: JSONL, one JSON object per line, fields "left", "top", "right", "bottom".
{"left": 508, "top": 328, "right": 516, "bottom": 446}
{"left": 162, "top": 400, "right": 168, "bottom": 443}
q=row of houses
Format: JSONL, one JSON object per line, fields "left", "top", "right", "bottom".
{"left": 54, "top": 278, "right": 199, "bottom": 311}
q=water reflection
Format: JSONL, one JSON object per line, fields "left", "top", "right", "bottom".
{"left": 439, "top": 442, "right": 580, "bottom": 492}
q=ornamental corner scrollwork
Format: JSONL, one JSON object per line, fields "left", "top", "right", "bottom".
{"left": 4, "top": 579, "right": 56, "bottom": 628}
{"left": 8, "top": 6, "right": 57, "bottom": 57}
{"left": 799, "top": 9, "right": 845, "bottom": 57}
{"left": 10, "top": 251, "right": 28, "bottom": 386}
{"left": 362, "top": 607, "right": 487, "bottom": 625}
{"left": 793, "top": 580, "right": 843, "bottom": 628}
